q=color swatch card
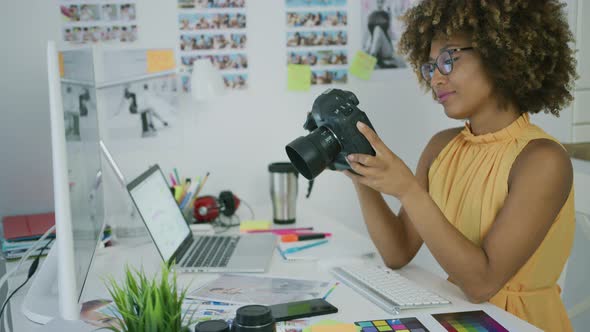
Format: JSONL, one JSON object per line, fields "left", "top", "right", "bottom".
{"left": 432, "top": 310, "right": 508, "bottom": 332}
{"left": 355, "top": 318, "right": 429, "bottom": 332}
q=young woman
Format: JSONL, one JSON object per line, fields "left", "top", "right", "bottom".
{"left": 345, "top": 1, "right": 577, "bottom": 331}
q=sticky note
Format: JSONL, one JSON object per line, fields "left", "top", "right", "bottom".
{"left": 146, "top": 50, "right": 176, "bottom": 73}
{"left": 349, "top": 50, "right": 377, "bottom": 80}
{"left": 173, "top": 185, "right": 184, "bottom": 203}
{"left": 287, "top": 64, "right": 311, "bottom": 91}
{"left": 303, "top": 320, "right": 361, "bottom": 332}
{"left": 239, "top": 220, "right": 272, "bottom": 232}
{"left": 58, "top": 52, "right": 65, "bottom": 77}
{"left": 311, "top": 325, "right": 359, "bottom": 332}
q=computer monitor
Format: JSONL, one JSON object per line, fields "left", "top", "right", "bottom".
{"left": 21, "top": 41, "right": 105, "bottom": 324}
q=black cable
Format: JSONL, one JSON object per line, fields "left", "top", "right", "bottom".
{"left": 0, "top": 237, "right": 54, "bottom": 322}
{"left": 239, "top": 199, "right": 255, "bottom": 219}
{"left": 213, "top": 215, "right": 241, "bottom": 234}
{"left": 306, "top": 180, "right": 314, "bottom": 198}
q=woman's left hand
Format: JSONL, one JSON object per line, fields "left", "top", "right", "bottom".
{"left": 345, "top": 121, "right": 418, "bottom": 199}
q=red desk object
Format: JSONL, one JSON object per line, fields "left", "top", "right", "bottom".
{"left": 2, "top": 212, "right": 55, "bottom": 241}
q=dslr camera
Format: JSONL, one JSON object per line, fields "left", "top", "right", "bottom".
{"left": 286, "top": 89, "right": 376, "bottom": 180}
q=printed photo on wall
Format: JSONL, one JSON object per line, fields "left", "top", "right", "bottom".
{"left": 181, "top": 54, "right": 248, "bottom": 72}
{"left": 285, "top": 0, "right": 348, "bottom": 88}
{"left": 286, "top": 30, "right": 347, "bottom": 47}
{"left": 286, "top": 11, "right": 347, "bottom": 28}
{"left": 179, "top": 12, "right": 246, "bottom": 30}
{"left": 223, "top": 73, "right": 248, "bottom": 89}
{"left": 102, "top": 77, "right": 180, "bottom": 143}
{"left": 360, "top": 0, "right": 415, "bottom": 69}
{"left": 179, "top": 33, "right": 246, "bottom": 51}
{"left": 101, "top": 4, "right": 118, "bottom": 21}
{"left": 59, "top": 1, "right": 139, "bottom": 45}
{"left": 63, "top": 25, "right": 138, "bottom": 44}
{"left": 286, "top": 0, "right": 347, "bottom": 7}
{"left": 178, "top": 72, "right": 248, "bottom": 92}
{"left": 62, "top": 84, "right": 96, "bottom": 142}
{"left": 288, "top": 50, "right": 347, "bottom": 66}
{"left": 177, "top": 0, "right": 249, "bottom": 91}
{"left": 312, "top": 69, "right": 348, "bottom": 85}
{"left": 179, "top": 0, "right": 246, "bottom": 9}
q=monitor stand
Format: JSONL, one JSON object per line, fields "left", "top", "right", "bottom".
{"left": 21, "top": 244, "right": 80, "bottom": 324}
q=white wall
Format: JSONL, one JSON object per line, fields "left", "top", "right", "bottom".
{"left": 0, "top": 0, "right": 574, "bottom": 277}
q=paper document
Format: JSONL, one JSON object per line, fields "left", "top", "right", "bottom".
{"left": 188, "top": 274, "right": 332, "bottom": 305}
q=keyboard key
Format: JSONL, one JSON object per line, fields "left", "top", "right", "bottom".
{"left": 331, "top": 264, "right": 450, "bottom": 313}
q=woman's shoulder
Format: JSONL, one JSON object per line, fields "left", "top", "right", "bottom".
{"left": 422, "top": 127, "right": 464, "bottom": 166}
{"left": 509, "top": 138, "right": 573, "bottom": 186}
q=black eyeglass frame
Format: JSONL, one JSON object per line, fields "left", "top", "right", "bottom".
{"left": 421, "top": 47, "right": 474, "bottom": 82}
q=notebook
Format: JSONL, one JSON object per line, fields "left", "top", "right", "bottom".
{"left": 2, "top": 213, "right": 55, "bottom": 241}
{"left": 127, "top": 165, "right": 276, "bottom": 273}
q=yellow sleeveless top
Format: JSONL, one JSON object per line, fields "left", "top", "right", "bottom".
{"left": 428, "top": 113, "right": 575, "bottom": 331}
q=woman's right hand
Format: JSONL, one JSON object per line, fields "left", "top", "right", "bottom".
{"left": 342, "top": 170, "right": 374, "bottom": 193}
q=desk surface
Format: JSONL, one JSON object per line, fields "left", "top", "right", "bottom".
{"left": 8, "top": 206, "right": 541, "bottom": 331}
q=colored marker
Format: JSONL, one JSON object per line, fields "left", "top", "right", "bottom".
{"left": 174, "top": 167, "right": 181, "bottom": 184}
{"left": 179, "top": 191, "right": 193, "bottom": 209}
{"left": 277, "top": 247, "right": 287, "bottom": 260}
{"left": 281, "top": 233, "right": 331, "bottom": 243}
{"left": 193, "top": 171, "right": 210, "bottom": 198}
{"left": 282, "top": 239, "right": 329, "bottom": 255}
{"left": 247, "top": 227, "right": 314, "bottom": 234}
{"left": 322, "top": 282, "right": 339, "bottom": 300}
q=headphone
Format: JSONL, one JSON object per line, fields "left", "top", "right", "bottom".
{"left": 193, "top": 190, "right": 240, "bottom": 223}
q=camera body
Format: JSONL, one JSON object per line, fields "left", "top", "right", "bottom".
{"left": 286, "top": 89, "right": 376, "bottom": 180}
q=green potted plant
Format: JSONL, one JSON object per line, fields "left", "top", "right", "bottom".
{"left": 103, "top": 263, "right": 195, "bottom": 332}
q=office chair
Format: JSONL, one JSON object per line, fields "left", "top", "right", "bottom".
{"left": 561, "top": 212, "right": 590, "bottom": 331}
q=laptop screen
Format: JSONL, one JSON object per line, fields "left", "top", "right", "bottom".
{"left": 128, "top": 167, "right": 190, "bottom": 261}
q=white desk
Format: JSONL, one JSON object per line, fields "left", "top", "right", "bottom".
{"left": 7, "top": 206, "right": 541, "bottom": 331}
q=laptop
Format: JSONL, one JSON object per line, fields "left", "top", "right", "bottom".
{"left": 127, "top": 165, "right": 276, "bottom": 273}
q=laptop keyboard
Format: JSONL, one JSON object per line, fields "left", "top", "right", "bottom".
{"left": 183, "top": 236, "right": 240, "bottom": 268}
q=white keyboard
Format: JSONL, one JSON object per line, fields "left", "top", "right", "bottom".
{"left": 331, "top": 264, "right": 450, "bottom": 314}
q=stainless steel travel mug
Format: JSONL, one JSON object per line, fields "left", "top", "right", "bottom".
{"left": 269, "top": 162, "right": 298, "bottom": 224}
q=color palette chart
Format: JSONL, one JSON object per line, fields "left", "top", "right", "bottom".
{"left": 355, "top": 318, "right": 429, "bottom": 332}
{"left": 432, "top": 310, "right": 509, "bottom": 332}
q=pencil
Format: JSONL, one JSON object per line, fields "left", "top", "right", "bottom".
{"left": 193, "top": 171, "right": 210, "bottom": 198}
{"left": 184, "top": 176, "right": 201, "bottom": 214}
{"left": 282, "top": 239, "right": 328, "bottom": 254}
{"left": 322, "top": 282, "right": 339, "bottom": 300}
{"left": 174, "top": 167, "right": 181, "bottom": 184}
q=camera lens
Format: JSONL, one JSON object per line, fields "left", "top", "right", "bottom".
{"left": 231, "top": 305, "right": 275, "bottom": 332}
{"left": 195, "top": 319, "right": 230, "bottom": 332}
{"left": 285, "top": 126, "right": 341, "bottom": 180}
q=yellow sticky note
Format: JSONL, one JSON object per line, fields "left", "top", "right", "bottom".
{"left": 173, "top": 185, "right": 183, "bottom": 203}
{"left": 349, "top": 50, "right": 377, "bottom": 80}
{"left": 287, "top": 64, "right": 311, "bottom": 91}
{"left": 146, "top": 50, "right": 176, "bottom": 73}
{"left": 239, "top": 220, "right": 272, "bottom": 232}
{"left": 58, "top": 52, "right": 65, "bottom": 77}
{"left": 303, "top": 320, "right": 361, "bottom": 332}
{"left": 312, "top": 325, "right": 359, "bottom": 332}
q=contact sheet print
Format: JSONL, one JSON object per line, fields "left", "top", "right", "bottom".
{"left": 60, "top": 0, "right": 138, "bottom": 44}
{"left": 178, "top": 0, "right": 248, "bottom": 92}
{"left": 286, "top": 0, "right": 349, "bottom": 86}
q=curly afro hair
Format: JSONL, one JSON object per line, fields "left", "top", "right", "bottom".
{"left": 398, "top": 0, "right": 577, "bottom": 116}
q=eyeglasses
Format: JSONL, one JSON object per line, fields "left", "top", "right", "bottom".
{"left": 420, "top": 47, "right": 474, "bottom": 83}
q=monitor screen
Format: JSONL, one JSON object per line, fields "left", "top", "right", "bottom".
{"left": 63, "top": 80, "right": 105, "bottom": 301}
{"left": 128, "top": 168, "right": 190, "bottom": 261}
